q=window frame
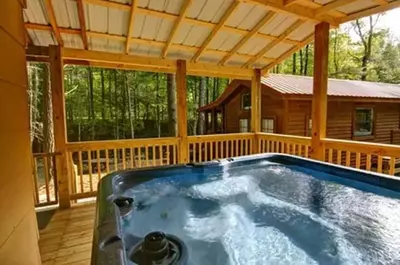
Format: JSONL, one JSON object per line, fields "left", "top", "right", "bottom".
{"left": 241, "top": 93, "right": 251, "bottom": 110}
{"left": 353, "top": 107, "right": 375, "bottom": 139}
{"left": 261, "top": 117, "right": 275, "bottom": 133}
{"left": 239, "top": 118, "right": 249, "bottom": 133}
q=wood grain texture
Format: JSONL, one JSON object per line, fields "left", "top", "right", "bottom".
{"left": 176, "top": 60, "right": 188, "bottom": 163}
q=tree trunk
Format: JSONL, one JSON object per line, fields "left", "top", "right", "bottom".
{"left": 299, "top": 49, "right": 304, "bottom": 75}
{"left": 42, "top": 64, "right": 55, "bottom": 179}
{"left": 205, "top": 77, "right": 209, "bottom": 104}
{"left": 292, "top": 53, "right": 296, "bottom": 75}
{"left": 197, "top": 77, "right": 206, "bottom": 135}
{"left": 304, "top": 44, "right": 309, "bottom": 76}
{"left": 101, "top": 69, "right": 105, "bottom": 120}
{"left": 88, "top": 67, "right": 95, "bottom": 140}
{"left": 166, "top": 73, "right": 177, "bottom": 137}
{"left": 114, "top": 70, "right": 119, "bottom": 139}
{"left": 156, "top": 73, "right": 161, "bottom": 138}
{"left": 127, "top": 72, "right": 135, "bottom": 139}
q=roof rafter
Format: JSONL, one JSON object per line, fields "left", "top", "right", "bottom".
{"left": 219, "top": 11, "right": 277, "bottom": 66}
{"left": 125, "top": 0, "right": 138, "bottom": 54}
{"left": 314, "top": 0, "right": 358, "bottom": 17}
{"left": 76, "top": 0, "right": 88, "bottom": 49}
{"left": 374, "top": 0, "right": 388, "bottom": 5}
{"left": 44, "top": 0, "right": 63, "bottom": 46}
{"left": 244, "top": 0, "right": 338, "bottom": 26}
{"left": 191, "top": 1, "right": 240, "bottom": 62}
{"left": 261, "top": 33, "right": 314, "bottom": 74}
{"left": 243, "top": 19, "right": 305, "bottom": 68}
{"left": 339, "top": 0, "right": 400, "bottom": 23}
{"left": 162, "top": 0, "right": 192, "bottom": 58}
{"left": 25, "top": 23, "right": 274, "bottom": 64}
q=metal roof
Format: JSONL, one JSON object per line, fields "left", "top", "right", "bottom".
{"left": 199, "top": 74, "right": 400, "bottom": 111}
{"left": 262, "top": 74, "right": 400, "bottom": 98}
{"left": 24, "top": 0, "right": 400, "bottom": 74}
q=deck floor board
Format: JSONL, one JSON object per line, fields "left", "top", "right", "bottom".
{"left": 39, "top": 203, "right": 96, "bottom": 265}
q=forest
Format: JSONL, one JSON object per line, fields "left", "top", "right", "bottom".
{"left": 28, "top": 16, "right": 400, "bottom": 155}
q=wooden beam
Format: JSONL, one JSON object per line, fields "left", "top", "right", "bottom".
{"left": 219, "top": 11, "right": 277, "bottom": 66}
{"left": 339, "top": 1, "right": 400, "bottom": 23}
{"left": 284, "top": 0, "right": 303, "bottom": 7}
{"left": 243, "top": 19, "right": 305, "bottom": 68}
{"left": 44, "top": 0, "right": 63, "bottom": 46}
{"left": 251, "top": 69, "right": 261, "bottom": 152}
{"left": 176, "top": 60, "right": 188, "bottom": 163}
{"left": 374, "top": 0, "right": 388, "bottom": 5}
{"left": 245, "top": 0, "right": 338, "bottom": 26}
{"left": 162, "top": 0, "right": 192, "bottom": 58}
{"left": 125, "top": 0, "right": 138, "bottom": 54}
{"left": 310, "top": 22, "right": 329, "bottom": 161}
{"left": 26, "top": 45, "right": 49, "bottom": 57}
{"left": 49, "top": 45, "right": 70, "bottom": 208}
{"left": 191, "top": 1, "right": 240, "bottom": 62}
{"left": 62, "top": 48, "right": 253, "bottom": 79}
{"left": 76, "top": 0, "right": 88, "bottom": 49}
{"left": 262, "top": 33, "right": 314, "bottom": 74}
{"left": 314, "top": 0, "right": 357, "bottom": 16}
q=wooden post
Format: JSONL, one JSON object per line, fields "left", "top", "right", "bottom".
{"left": 311, "top": 22, "right": 330, "bottom": 160}
{"left": 251, "top": 69, "right": 261, "bottom": 153}
{"left": 49, "top": 45, "right": 70, "bottom": 208}
{"left": 176, "top": 60, "right": 188, "bottom": 164}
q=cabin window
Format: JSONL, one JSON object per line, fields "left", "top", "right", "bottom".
{"left": 262, "top": 119, "right": 274, "bottom": 133}
{"left": 241, "top": 93, "right": 251, "bottom": 110}
{"left": 239, "top": 119, "right": 249, "bottom": 133}
{"left": 354, "top": 108, "right": 374, "bottom": 136}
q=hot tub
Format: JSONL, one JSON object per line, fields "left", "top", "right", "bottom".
{"left": 92, "top": 154, "right": 400, "bottom": 265}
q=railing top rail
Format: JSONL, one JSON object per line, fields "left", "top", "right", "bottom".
{"left": 256, "top": 132, "right": 311, "bottom": 145}
{"left": 32, "top": 152, "right": 61, "bottom": 158}
{"left": 322, "top": 138, "right": 400, "bottom": 157}
{"left": 66, "top": 137, "right": 179, "bottom": 152}
{"left": 188, "top": 133, "right": 254, "bottom": 142}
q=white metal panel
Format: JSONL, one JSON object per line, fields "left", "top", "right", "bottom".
{"left": 111, "top": 0, "right": 132, "bottom": 4}
{"left": 132, "top": 13, "right": 146, "bottom": 38}
{"left": 131, "top": 43, "right": 162, "bottom": 57}
{"left": 264, "top": 43, "right": 293, "bottom": 59}
{"left": 52, "top": 0, "right": 76, "bottom": 28}
{"left": 31, "top": 29, "right": 56, "bottom": 46}
{"left": 288, "top": 21, "right": 315, "bottom": 41}
{"left": 238, "top": 37, "right": 270, "bottom": 55}
{"left": 164, "top": 0, "right": 185, "bottom": 15}
{"left": 252, "top": 61, "right": 269, "bottom": 69}
{"left": 24, "top": 0, "right": 48, "bottom": 24}
{"left": 225, "top": 55, "right": 248, "bottom": 67}
{"left": 140, "top": 16, "right": 163, "bottom": 40}
{"left": 89, "top": 36, "right": 124, "bottom": 53}
{"left": 186, "top": 0, "right": 206, "bottom": 19}
{"left": 155, "top": 18, "right": 174, "bottom": 42}
{"left": 189, "top": 0, "right": 234, "bottom": 23}
{"left": 208, "top": 31, "right": 242, "bottom": 51}
{"left": 336, "top": 0, "right": 377, "bottom": 14}
{"left": 198, "top": 53, "right": 224, "bottom": 64}
{"left": 165, "top": 48, "right": 194, "bottom": 60}
{"left": 61, "top": 33, "right": 84, "bottom": 49}
{"left": 86, "top": 3, "right": 108, "bottom": 33}
{"left": 108, "top": 8, "right": 129, "bottom": 36}
{"left": 147, "top": 0, "right": 169, "bottom": 12}
{"left": 179, "top": 24, "right": 212, "bottom": 47}
{"left": 260, "top": 14, "right": 297, "bottom": 36}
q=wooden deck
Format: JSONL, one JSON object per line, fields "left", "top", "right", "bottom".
{"left": 38, "top": 203, "right": 96, "bottom": 265}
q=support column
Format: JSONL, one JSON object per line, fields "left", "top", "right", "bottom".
{"left": 251, "top": 69, "right": 261, "bottom": 153}
{"left": 311, "top": 22, "right": 330, "bottom": 160}
{"left": 49, "top": 45, "right": 70, "bottom": 208}
{"left": 176, "top": 60, "right": 188, "bottom": 164}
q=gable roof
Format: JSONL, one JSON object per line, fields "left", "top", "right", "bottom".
{"left": 199, "top": 74, "right": 400, "bottom": 111}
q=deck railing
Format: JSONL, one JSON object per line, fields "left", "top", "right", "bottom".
{"left": 66, "top": 137, "right": 179, "bottom": 200}
{"left": 32, "top": 152, "right": 60, "bottom": 207}
{"left": 32, "top": 133, "right": 400, "bottom": 207}
{"left": 188, "top": 133, "right": 254, "bottom": 163}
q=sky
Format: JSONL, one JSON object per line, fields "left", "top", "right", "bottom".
{"left": 343, "top": 8, "right": 400, "bottom": 42}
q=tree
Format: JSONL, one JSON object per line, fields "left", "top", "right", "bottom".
{"left": 197, "top": 77, "right": 206, "bottom": 135}
{"left": 166, "top": 73, "right": 177, "bottom": 137}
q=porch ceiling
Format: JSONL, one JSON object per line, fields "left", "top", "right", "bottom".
{"left": 24, "top": 0, "right": 400, "bottom": 77}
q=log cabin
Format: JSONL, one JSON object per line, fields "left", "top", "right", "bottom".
{"left": 200, "top": 74, "right": 400, "bottom": 145}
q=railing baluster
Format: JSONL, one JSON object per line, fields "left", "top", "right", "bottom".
{"left": 389, "top": 157, "right": 396, "bottom": 175}
{"left": 78, "top": 151, "right": 84, "bottom": 193}
{"left": 377, "top": 156, "right": 383, "bottom": 173}
{"left": 114, "top": 148, "right": 118, "bottom": 171}
{"left": 145, "top": 146, "right": 149, "bottom": 167}
{"left": 235, "top": 139, "right": 238, "bottom": 156}
{"left": 139, "top": 147, "right": 142, "bottom": 167}
{"left": 328, "top": 149, "right": 333, "bottom": 163}
{"left": 152, "top": 145, "right": 156, "bottom": 166}
{"left": 173, "top": 145, "right": 176, "bottom": 165}
{"left": 244, "top": 139, "right": 248, "bottom": 155}
{"left": 105, "top": 149, "right": 110, "bottom": 173}
{"left": 88, "top": 150, "right": 93, "bottom": 192}
{"left": 198, "top": 143, "right": 203, "bottom": 163}
{"left": 32, "top": 157, "right": 40, "bottom": 204}
{"left": 131, "top": 148, "right": 134, "bottom": 168}
{"left": 204, "top": 142, "right": 208, "bottom": 161}
{"left": 366, "top": 154, "right": 372, "bottom": 171}
{"left": 97, "top": 150, "right": 101, "bottom": 181}
{"left": 345, "top": 151, "right": 350, "bottom": 167}
{"left": 193, "top": 143, "right": 197, "bottom": 163}
{"left": 43, "top": 156, "right": 50, "bottom": 203}
{"left": 355, "top": 153, "right": 361, "bottom": 169}
{"left": 166, "top": 145, "right": 170, "bottom": 165}
{"left": 159, "top": 145, "right": 163, "bottom": 165}
{"left": 122, "top": 148, "right": 126, "bottom": 169}
{"left": 230, "top": 140, "right": 234, "bottom": 157}
{"left": 336, "top": 150, "right": 342, "bottom": 165}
